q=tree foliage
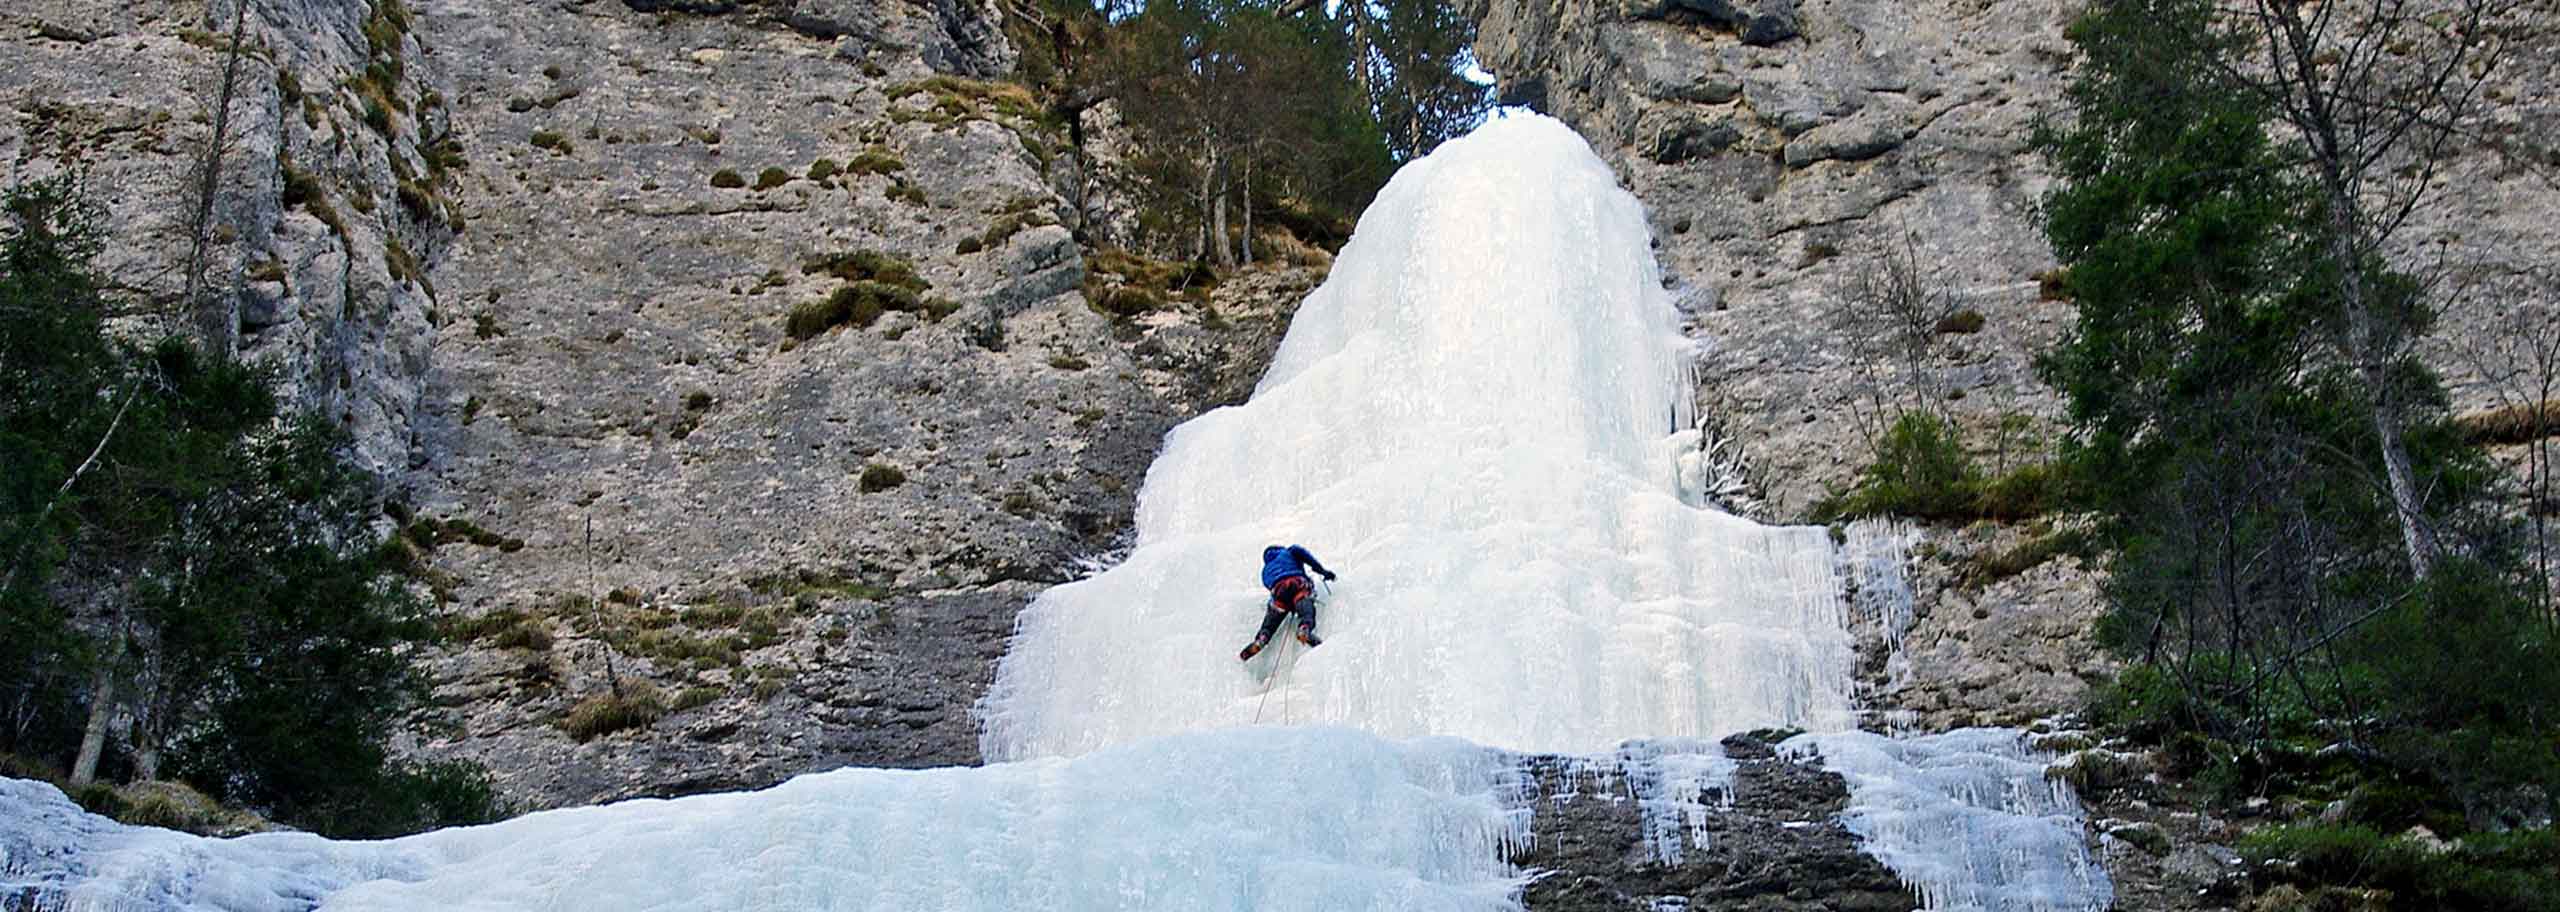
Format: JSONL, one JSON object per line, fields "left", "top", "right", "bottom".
{"left": 1015, "top": 0, "right": 1485, "bottom": 263}
{"left": 0, "top": 178, "right": 500, "bottom": 836}
{"left": 2038, "top": 0, "right": 2555, "bottom": 814}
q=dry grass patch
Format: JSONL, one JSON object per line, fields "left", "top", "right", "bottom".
{"left": 2459, "top": 400, "right": 2557, "bottom": 446}
{"left": 558, "top": 687, "right": 664, "bottom": 741}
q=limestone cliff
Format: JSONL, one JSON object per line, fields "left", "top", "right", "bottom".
{"left": 5, "top": 0, "right": 456, "bottom": 476}
{"left": 5, "top": 0, "right": 1305, "bottom": 808}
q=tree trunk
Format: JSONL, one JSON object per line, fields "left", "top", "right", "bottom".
{"left": 1210, "top": 152, "right": 1234, "bottom": 269}
{"left": 69, "top": 662, "right": 114, "bottom": 787}
{"left": 2329, "top": 208, "right": 2437, "bottom": 580}
{"left": 182, "top": 0, "right": 254, "bottom": 359}
{"left": 1194, "top": 143, "right": 1216, "bottom": 263}
{"left": 1238, "top": 153, "right": 1253, "bottom": 267}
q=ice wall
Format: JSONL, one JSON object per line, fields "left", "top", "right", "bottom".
{"left": 1785, "top": 730, "right": 2113, "bottom": 912}
{"left": 0, "top": 728, "right": 1527, "bottom": 912}
{"left": 978, "top": 115, "right": 1854, "bottom": 761}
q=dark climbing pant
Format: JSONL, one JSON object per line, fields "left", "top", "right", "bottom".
{"left": 1254, "top": 575, "right": 1317, "bottom": 643}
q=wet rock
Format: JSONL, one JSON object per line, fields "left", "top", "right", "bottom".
{"left": 1512, "top": 732, "right": 1916, "bottom": 912}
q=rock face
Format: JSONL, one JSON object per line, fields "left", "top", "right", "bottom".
{"left": 5, "top": 0, "right": 1306, "bottom": 808}
{"left": 2, "top": 0, "right": 456, "bottom": 476}
{"left": 1462, "top": 0, "right": 2090, "bottom": 518}
{"left": 385, "top": 0, "right": 1313, "bottom": 805}
{"left": 1512, "top": 731, "right": 1915, "bottom": 912}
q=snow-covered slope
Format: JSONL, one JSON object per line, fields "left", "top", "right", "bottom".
{"left": 978, "top": 115, "right": 1852, "bottom": 761}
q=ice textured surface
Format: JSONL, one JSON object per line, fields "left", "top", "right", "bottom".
{"left": 1, "top": 729, "right": 1527, "bottom": 912}
{"left": 1784, "top": 729, "right": 2114, "bottom": 912}
{"left": 977, "top": 114, "right": 1854, "bottom": 761}
{"left": 1545, "top": 740, "right": 1739, "bottom": 864}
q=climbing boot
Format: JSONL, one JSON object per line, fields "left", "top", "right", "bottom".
{"left": 1295, "top": 627, "right": 1321, "bottom": 648}
{"left": 1238, "top": 638, "right": 1268, "bottom": 661}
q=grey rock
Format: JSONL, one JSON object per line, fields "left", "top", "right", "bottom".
{"left": 1643, "top": 110, "right": 1743, "bottom": 163}
{"left": 787, "top": 0, "right": 1013, "bottom": 77}
{"left": 2159, "top": 844, "right": 2242, "bottom": 891}
{"left": 2102, "top": 820, "right": 2172, "bottom": 856}
{"left": 1742, "top": 0, "right": 1799, "bottom": 46}
{"left": 1612, "top": 23, "right": 1741, "bottom": 104}
{"left": 1782, "top": 106, "right": 1909, "bottom": 167}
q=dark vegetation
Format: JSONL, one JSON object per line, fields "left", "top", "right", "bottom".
{"left": 2030, "top": 0, "right": 2557, "bottom": 902}
{"left": 0, "top": 180, "right": 504, "bottom": 837}
{"left": 1812, "top": 412, "right": 2065, "bottom": 524}
{"left": 1000, "top": 0, "right": 1489, "bottom": 266}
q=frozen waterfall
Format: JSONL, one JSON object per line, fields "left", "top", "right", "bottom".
{"left": 0, "top": 114, "right": 2108, "bottom": 912}
{"left": 976, "top": 115, "right": 1854, "bottom": 761}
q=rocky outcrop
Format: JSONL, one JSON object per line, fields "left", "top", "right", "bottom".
{"left": 1512, "top": 731, "right": 1915, "bottom": 911}
{"left": 2, "top": 0, "right": 457, "bottom": 475}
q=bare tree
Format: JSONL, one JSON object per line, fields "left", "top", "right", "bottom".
{"left": 70, "top": 0, "right": 258, "bottom": 788}
{"left": 2458, "top": 275, "right": 2560, "bottom": 625}
{"left": 2202, "top": 0, "right": 2523, "bottom": 578}
{"left": 180, "top": 0, "right": 258, "bottom": 359}
{"left": 1833, "top": 228, "right": 1961, "bottom": 445}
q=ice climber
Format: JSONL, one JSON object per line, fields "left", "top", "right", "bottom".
{"left": 1238, "top": 544, "right": 1337, "bottom": 660}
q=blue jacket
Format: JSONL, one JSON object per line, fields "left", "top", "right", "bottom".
{"left": 1260, "top": 545, "right": 1332, "bottom": 589}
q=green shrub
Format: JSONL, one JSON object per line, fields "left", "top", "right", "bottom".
{"left": 787, "top": 281, "right": 920, "bottom": 340}
{"left": 681, "top": 601, "right": 746, "bottom": 628}
{"left": 886, "top": 76, "right": 1044, "bottom": 121}
{"left": 845, "top": 148, "right": 905, "bottom": 176}
{"left": 1966, "top": 525, "right": 2087, "bottom": 585}
{"left": 447, "top": 607, "right": 534, "bottom": 642}
{"left": 800, "top": 250, "right": 928, "bottom": 292}
{"left": 1047, "top": 353, "right": 1090, "bottom": 371}
{"left": 1814, "top": 412, "right": 2064, "bottom": 523}
{"left": 671, "top": 686, "right": 723, "bottom": 712}
{"left": 684, "top": 390, "right": 713, "bottom": 411}
{"left": 72, "top": 782, "right": 127, "bottom": 818}
{"left": 710, "top": 169, "right": 745, "bottom": 189}
{"left": 2242, "top": 825, "right": 2560, "bottom": 912}
{"left": 490, "top": 617, "right": 552, "bottom": 651}
{"left": 2035, "top": 268, "right": 2069, "bottom": 301}
{"left": 529, "top": 130, "right": 572, "bottom": 154}
{"left": 557, "top": 688, "right": 664, "bottom": 741}
{"left": 1097, "top": 285, "right": 1166, "bottom": 317}
{"left": 754, "top": 167, "right": 790, "bottom": 190}
{"left": 974, "top": 210, "right": 1056, "bottom": 251}
{"left": 859, "top": 463, "right": 906, "bottom": 493}
{"left": 806, "top": 159, "right": 840, "bottom": 182}
{"left": 886, "top": 181, "right": 927, "bottom": 207}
